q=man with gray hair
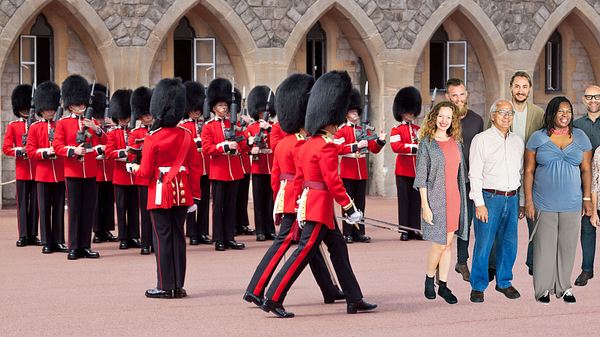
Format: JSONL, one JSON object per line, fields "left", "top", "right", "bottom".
{"left": 468, "top": 99, "right": 524, "bottom": 303}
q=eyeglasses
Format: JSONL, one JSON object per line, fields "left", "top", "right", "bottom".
{"left": 584, "top": 94, "right": 600, "bottom": 100}
{"left": 557, "top": 109, "right": 573, "bottom": 115}
{"left": 495, "top": 109, "right": 515, "bottom": 117}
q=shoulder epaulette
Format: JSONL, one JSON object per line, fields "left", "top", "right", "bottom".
{"left": 178, "top": 125, "right": 192, "bottom": 134}
{"left": 295, "top": 133, "right": 304, "bottom": 141}
{"left": 321, "top": 135, "right": 333, "bottom": 143}
{"left": 148, "top": 127, "right": 162, "bottom": 135}
{"left": 31, "top": 120, "right": 43, "bottom": 126}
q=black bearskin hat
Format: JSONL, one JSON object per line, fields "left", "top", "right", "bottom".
{"left": 184, "top": 81, "right": 205, "bottom": 114}
{"left": 11, "top": 84, "right": 32, "bottom": 117}
{"left": 94, "top": 83, "right": 108, "bottom": 96}
{"left": 131, "top": 86, "right": 153, "bottom": 118}
{"left": 61, "top": 74, "right": 90, "bottom": 108}
{"left": 91, "top": 90, "right": 107, "bottom": 120}
{"left": 109, "top": 89, "right": 132, "bottom": 123}
{"left": 248, "top": 85, "right": 275, "bottom": 121}
{"left": 393, "top": 86, "right": 422, "bottom": 122}
{"left": 150, "top": 78, "right": 186, "bottom": 128}
{"left": 207, "top": 78, "right": 232, "bottom": 110}
{"left": 276, "top": 73, "right": 314, "bottom": 134}
{"left": 234, "top": 88, "right": 241, "bottom": 107}
{"left": 305, "top": 70, "right": 352, "bottom": 135}
{"left": 33, "top": 81, "right": 60, "bottom": 116}
{"left": 348, "top": 88, "right": 362, "bottom": 115}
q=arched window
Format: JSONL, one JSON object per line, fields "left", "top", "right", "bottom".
{"left": 429, "top": 26, "right": 448, "bottom": 91}
{"left": 20, "top": 14, "right": 54, "bottom": 85}
{"left": 174, "top": 17, "right": 196, "bottom": 82}
{"left": 545, "top": 31, "right": 562, "bottom": 92}
{"left": 306, "top": 22, "right": 326, "bottom": 79}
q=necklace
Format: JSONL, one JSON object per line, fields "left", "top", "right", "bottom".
{"left": 551, "top": 127, "right": 569, "bottom": 136}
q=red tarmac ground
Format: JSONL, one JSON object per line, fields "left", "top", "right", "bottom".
{"left": 1, "top": 197, "right": 600, "bottom": 337}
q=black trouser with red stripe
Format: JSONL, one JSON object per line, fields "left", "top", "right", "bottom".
{"left": 212, "top": 180, "right": 239, "bottom": 242}
{"left": 138, "top": 185, "right": 152, "bottom": 248}
{"left": 65, "top": 178, "right": 96, "bottom": 250}
{"left": 235, "top": 174, "right": 251, "bottom": 232}
{"left": 266, "top": 220, "right": 363, "bottom": 304}
{"left": 94, "top": 181, "right": 115, "bottom": 234}
{"left": 37, "top": 181, "right": 65, "bottom": 246}
{"left": 251, "top": 174, "right": 275, "bottom": 236}
{"left": 185, "top": 175, "right": 210, "bottom": 238}
{"left": 16, "top": 180, "right": 38, "bottom": 239}
{"left": 114, "top": 185, "right": 140, "bottom": 241}
{"left": 246, "top": 214, "right": 340, "bottom": 298}
{"left": 150, "top": 206, "right": 187, "bottom": 291}
{"left": 396, "top": 175, "right": 421, "bottom": 233}
{"left": 341, "top": 179, "right": 366, "bottom": 238}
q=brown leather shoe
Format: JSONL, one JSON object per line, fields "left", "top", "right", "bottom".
{"left": 495, "top": 285, "right": 521, "bottom": 299}
{"left": 454, "top": 263, "right": 470, "bottom": 282}
{"left": 574, "top": 270, "right": 594, "bottom": 286}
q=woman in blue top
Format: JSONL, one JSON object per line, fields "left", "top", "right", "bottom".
{"left": 523, "top": 96, "right": 592, "bottom": 304}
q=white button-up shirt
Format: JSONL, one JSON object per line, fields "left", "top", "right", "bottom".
{"left": 468, "top": 124, "right": 524, "bottom": 207}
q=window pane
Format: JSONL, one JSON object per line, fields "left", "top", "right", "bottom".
{"left": 21, "top": 64, "right": 35, "bottom": 85}
{"left": 195, "top": 38, "right": 214, "bottom": 65}
{"left": 195, "top": 65, "right": 215, "bottom": 83}
{"left": 447, "top": 41, "right": 466, "bottom": 65}
{"left": 21, "top": 36, "right": 35, "bottom": 63}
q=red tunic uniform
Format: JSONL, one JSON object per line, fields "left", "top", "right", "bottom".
{"left": 25, "top": 120, "right": 64, "bottom": 183}
{"left": 201, "top": 117, "right": 248, "bottom": 181}
{"left": 52, "top": 114, "right": 106, "bottom": 179}
{"left": 270, "top": 122, "right": 285, "bottom": 151}
{"left": 333, "top": 122, "right": 384, "bottom": 180}
{"left": 3, "top": 118, "right": 36, "bottom": 180}
{"left": 246, "top": 121, "right": 274, "bottom": 174}
{"left": 390, "top": 122, "right": 419, "bottom": 177}
{"left": 178, "top": 119, "right": 206, "bottom": 200}
{"left": 136, "top": 126, "right": 199, "bottom": 210}
{"left": 295, "top": 133, "right": 354, "bottom": 229}
{"left": 272, "top": 133, "right": 304, "bottom": 215}
{"left": 105, "top": 126, "right": 135, "bottom": 186}
{"left": 128, "top": 125, "right": 150, "bottom": 186}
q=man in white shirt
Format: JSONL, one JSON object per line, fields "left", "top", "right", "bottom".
{"left": 468, "top": 99, "right": 524, "bottom": 303}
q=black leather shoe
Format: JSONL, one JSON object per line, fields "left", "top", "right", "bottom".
{"left": 345, "top": 235, "right": 353, "bottom": 244}
{"left": 261, "top": 299, "right": 295, "bottom": 318}
{"left": 256, "top": 234, "right": 266, "bottom": 241}
{"left": 424, "top": 275, "right": 436, "bottom": 299}
{"left": 215, "top": 241, "right": 226, "bottom": 251}
{"left": 324, "top": 289, "right": 345, "bottom": 304}
{"left": 400, "top": 232, "right": 409, "bottom": 241}
{"left": 455, "top": 263, "right": 470, "bottom": 282}
{"left": 574, "top": 270, "right": 594, "bottom": 286}
{"left": 189, "top": 236, "right": 200, "bottom": 245}
{"left": 80, "top": 248, "right": 100, "bottom": 258}
{"left": 198, "top": 235, "right": 212, "bottom": 244}
{"left": 105, "top": 231, "right": 119, "bottom": 242}
{"left": 347, "top": 299, "right": 377, "bottom": 314}
{"left": 119, "top": 240, "right": 128, "bottom": 249}
{"left": 128, "top": 238, "right": 142, "bottom": 248}
{"left": 243, "top": 291, "right": 263, "bottom": 307}
{"left": 54, "top": 243, "right": 68, "bottom": 252}
{"left": 174, "top": 288, "right": 187, "bottom": 298}
{"left": 495, "top": 285, "right": 520, "bottom": 299}
{"left": 145, "top": 288, "right": 173, "bottom": 299}
{"left": 561, "top": 289, "right": 576, "bottom": 304}
{"left": 266, "top": 233, "right": 276, "bottom": 240}
{"left": 537, "top": 291, "right": 550, "bottom": 304}
{"left": 140, "top": 246, "right": 151, "bottom": 255}
{"left": 67, "top": 249, "right": 79, "bottom": 260}
{"left": 16, "top": 237, "right": 27, "bottom": 247}
{"left": 226, "top": 240, "right": 245, "bottom": 250}
{"left": 470, "top": 290, "right": 484, "bottom": 303}
{"left": 42, "top": 245, "right": 53, "bottom": 254}
{"left": 92, "top": 234, "right": 105, "bottom": 243}
{"left": 438, "top": 282, "right": 458, "bottom": 304}
{"left": 237, "top": 226, "right": 255, "bottom": 236}
{"left": 354, "top": 235, "right": 371, "bottom": 243}
{"left": 27, "top": 236, "right": 42, "bottom": 246}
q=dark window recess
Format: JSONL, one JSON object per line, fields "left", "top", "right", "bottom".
{"left": 31, "top": 14, "right": 53, "bottom": 83}
{"left": 429, "top": 26, "right": 448, "bottom": 91}
{"left": 545, "top": 31, "right": 562, "bottom": 92}
{"left": 173, "top": 17, "right": 195, "bottom": 82}
{"left": 306, "top": 22, "right": 326, "bottom": 79}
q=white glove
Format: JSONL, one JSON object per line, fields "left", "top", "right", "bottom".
{"left": 251, "top": 147, "right": 260, "bottom": 154}
{"left": 125, "top": 163, "right": 139, "bottom": 173}
{"left": 298, "top": 220, "right": 305, "bottom": 229}
{"left": 357, "top": 140, "right": 368, "bottom": 149}
{"left": 346, "top": 209, "right": 363, "bottom": 224}
{"left": 187, "top": 204, "right": 197, "bottom": 213}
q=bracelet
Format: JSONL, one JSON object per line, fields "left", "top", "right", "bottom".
{"left": 583, "top": 197, "right": 591, "bottom": 201}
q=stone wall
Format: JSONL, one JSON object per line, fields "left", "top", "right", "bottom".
{"left": 466, "top": 45, "right": 486, "bottom": 117}
{"left": 1, "top": 47, "right": 19, "bottom": 205}
{"left": 336, "top": 32, "right": 361, "bottom": 88}
{"left": 67, "top": 28, "right": 96, "bottom": 82}
{"left": 571, "top": 39, "right": 595, "bottom": 116}
{"left": 149, "top": 41, "right": 166, "bottom": 86}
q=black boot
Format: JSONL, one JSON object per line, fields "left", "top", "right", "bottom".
{"left": 438, "top": 281, "right": 457, "bottom": 304}
{"left": 424, "top": 275, "right": 436, "bottom": 299}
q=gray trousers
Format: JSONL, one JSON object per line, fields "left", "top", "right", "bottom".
{"left": 532, "top": 211, "right": 580, "bottom": 299}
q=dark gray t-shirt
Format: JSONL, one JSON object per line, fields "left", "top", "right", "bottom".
{"left": 460, "top": 109, "right": 484, "bottom": 170}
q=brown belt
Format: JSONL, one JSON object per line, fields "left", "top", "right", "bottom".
{"left": 483, "top": 188, "right": 517, "bottom": 196}
{"left": 303, "top": 180, "right": 326, "bottom": 190}
{"left": 280, "top": 173, "right": 295, "bottom": 181}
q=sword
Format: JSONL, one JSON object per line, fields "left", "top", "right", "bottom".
{"left": 364, "top": 216, "right": 422, "bottom": 235}
{"left": 337, "top": 216, "right": 409, "bottom": 234}
{"left": 318, "top": 243, "right": 339, "bottom": 288}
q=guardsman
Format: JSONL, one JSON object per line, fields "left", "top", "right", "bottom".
{"left": 91, "top": 85, "right": 118, "bottom": 244}
{"left": 130, "top": 78, "right": 199, "bottom": 299}
{"left": 25, "top": 81, "right": 67, "bottom": 254}
{"left": 3, "top": 84, "right": 39, "bottom": 247}
{"left": 262, "top": 71, "right": 377, "bottom": 318}
{"left": 180, "top": 81, "right": 211, "bottom": 245}
{"left": 129, "top": 86, "right": 154, "bottom": 254}
{"left": 105, "top": 89, "right": 142, "bottom": 250}
{"left": 390, "top": 86, "right": 423, "bottom": 241}
{"left": 270, "top": 119, "right": 285, "bottom": 150}
{"left": 244, "top": 73, "right": 344, "bottom": 308}
{"left": 53, "top": 74, "right": 105, "bottom": 260}
{"left": 246, "top": 85, "right": 276, "bottom": 241}
{"left": 201, "top": 78, "right": 248, "bottom": 251}
{"left": 333, "top": 88, "right": 386, "bottom": 243}
{"left": 235, "top": 88, "right": 255, "bottom": 237}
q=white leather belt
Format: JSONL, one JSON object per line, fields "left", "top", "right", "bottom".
{"left": 341, "top": 153, "right": 365, "bottom": 158}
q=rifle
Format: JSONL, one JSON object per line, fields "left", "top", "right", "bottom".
{"left": 126, "top": 100, "right": 143, "bottom": 164}
{"left": 21, "top": 84, "right": 36, "bottom": 148}
{"left": 223, "top": 79, "right": 244, "bottom": 153}
{"left": 430, "top": 87, "right": 438, "bottom": 112}
{"left": 252, "top": 89, "right": 271, "bottom": 160}
{"left": 48, "top": 88, "right": 63, "bottom": 148}
{"left": 355, "top": 81, "right": 378, "bottom": 154}
{"left": 102, "top": 84, "right": 110, "bottom": 131}
{"left": 240, "top": 86, "right": 248, "bottom": 128}
{"left": 75, "top": 80, "right": 96, "bottom": 155}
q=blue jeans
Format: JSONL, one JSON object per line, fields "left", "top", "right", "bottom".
{"left": 581, "top": 212, "right": 597, "bottom": 272}
{"left": 470, "top": 191, "right": 519, "bottom": 291}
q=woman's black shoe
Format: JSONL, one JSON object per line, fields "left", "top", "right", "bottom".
{"left": 424, "top": 275, "right": 436, "bottom": 299}
{"left": 438, "top": 281, "right": 457, "bottom": 304}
